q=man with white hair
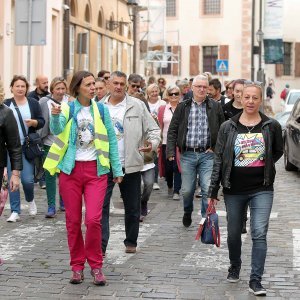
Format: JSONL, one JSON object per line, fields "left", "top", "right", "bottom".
{"left": 167, "top": 74, "right": 225, "bottom": 227}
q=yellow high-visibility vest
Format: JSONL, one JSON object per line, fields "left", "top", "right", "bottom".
{"left": 43, "top": 100, "right": 110, "bottom": 175}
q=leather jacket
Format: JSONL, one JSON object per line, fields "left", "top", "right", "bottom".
{"left": 166, "top": 96, "right": 225, "bottom": 158}
{"left": 0, "top": 103, "right": 22, "bottom": 170}
{"left": 208, "top": 112, "right": 283, "bottom": 199}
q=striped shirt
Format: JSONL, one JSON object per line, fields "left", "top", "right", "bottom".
{"left": 186, "top": 99, "right": 210, "bottom": 148}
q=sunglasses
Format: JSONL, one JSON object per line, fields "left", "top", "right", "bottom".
{"left": 130, "top": 84, "right": 140, "bottom": 89}
{"left": 158, "top": 81, "right": 165, "bottom": 84}
{"left": 244, "top": 80, "right": 263, "bottom": 87}
{"left": 169, "top": 92, "right": 180, "bottom": 96}
{"left": 103, "top": 76, "right": 110, "bottom": 80}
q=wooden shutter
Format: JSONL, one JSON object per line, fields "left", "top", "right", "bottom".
{"left": 190, "top": 45, "right": 199, "bottom": 76}
{"left": 275, "top": 64, "right": 284, "bottom": 77}
{"left": 295, "top": 43, "right": 300, "bottom": 77}
{"left": 219, "top": 45, "right": 229, "bottom": 76}
{"left": 172, "top": 45, "right": 181, "bottom": 76}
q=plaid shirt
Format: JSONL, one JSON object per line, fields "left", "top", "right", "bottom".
{"left": 186, "top": 99, "right": 210, "bottom": 148}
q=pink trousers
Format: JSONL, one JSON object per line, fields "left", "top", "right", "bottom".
{"left": 59, "top": 161, "right": 107, "bottom": 271}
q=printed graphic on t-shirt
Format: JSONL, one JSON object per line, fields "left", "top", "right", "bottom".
{"left": 111, "top": 117, "right": 124, "bottom": 141}
{"left": 234, "top": 133, "right": 265, "bottom": 167}
{"left": 76, "top": 111, "right": 94, "bottom": 151}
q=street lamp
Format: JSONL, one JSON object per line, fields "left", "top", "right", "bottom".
{"left": 127, "top": 0, "right": 138, "bottom": 73}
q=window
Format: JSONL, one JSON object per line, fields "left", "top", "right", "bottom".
{"left": 84, "top": 4, "right": 90, "bottom": 23}
{"left": 70, "top": 0, "right": 76, "bottom": 17}
{"left": 97, "top": 34, "right": 102, "bottom": 72}
{"left": 166, "top": 0, "right": 176, "bottom": 17}
{"left": 203, "top": 46, "right": 218, "bottom": 74}
{"left": 118, "top": 42, "right": 122, "bottom": 70}
{"left": 203, "top": 0, "right": 221, "bottom": 15}
{"left": 83, "top": 32, "right": 90, "bottom": 71}
{"left": 98, "top": 10, "right": 103, "bottom": 28}
{"left": 157, "top": 46, "right": 172, "bottom": 75}
{"left": 283, "top": 42, "right": 292, "bottom": 76}
{"left": 69, "top": 24, "right": 75, "bottom": 69}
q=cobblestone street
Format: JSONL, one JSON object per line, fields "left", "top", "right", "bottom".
{"left": 0, "top": 159, "right": 299, "bottom": 299}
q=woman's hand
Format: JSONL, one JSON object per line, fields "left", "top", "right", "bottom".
{"left": 139, "top": 141, "right": 152, "bottom": 153}
{"left": 24, "top": 119, "right": 38, "bottom": 128}
{"left": 51, "top": 103, "right": 62, "bottom": 115}
{"left": 10, "top": 171, "right": 20, "bottom": 192}
{"left": 208, "top": 198, "right": 218, "bottom": 206}
{"left": 113, "top": 176, "right": 123, "bottom": 184}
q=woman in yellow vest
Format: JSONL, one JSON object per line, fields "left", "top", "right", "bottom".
{"left": 44, "top": 71, "right": 123, "bottom": 286}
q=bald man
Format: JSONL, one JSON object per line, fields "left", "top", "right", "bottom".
{"left": 28, "top": 75, "right": 49, "bottom": 101}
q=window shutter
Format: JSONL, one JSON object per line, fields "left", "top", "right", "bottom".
{"left": 295, "top": 43, "right": 300, "bottom": 77}
{"left": 190, "top": 45, "right": 199, "bottom": 76}
{"left": 219, "top": 45, "right": 229, "bottom": 76}
{"left": 275, "top": 64, "right": 284, "bottom": 77}
{"left": 172, "top": 45, "right": 181, "bottom": 76}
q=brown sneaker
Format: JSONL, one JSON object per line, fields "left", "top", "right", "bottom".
{"left": 125, "top": 246, "right": 137, "bottom": 253}
{"left": 91, "top": 268, "right": 106, "bottom": 286}
{"left": 69, "top": 270, "right": 84, "bottom": 284}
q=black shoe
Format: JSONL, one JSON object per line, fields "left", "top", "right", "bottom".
{"left": 227, "top": 265, "right": 241, "bottom": 282}
{"left": 249, "top": 280, "right": 267, "bottom": 296}
{"left": 182, "top": 212, "right": 192, "bottom": 227}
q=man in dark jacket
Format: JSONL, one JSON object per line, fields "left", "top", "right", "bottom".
{"left": 167, "top": 74, "right": 225, "bottom": 227}
{"left": 28, "top": 75, "right": 49, "bottom": 101}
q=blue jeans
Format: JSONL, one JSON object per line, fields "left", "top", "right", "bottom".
{"left": 7, "top": 152, "right": 35, "bottom": 214}
{"left": 225, "top": 191, "right": 273, "bottom": 282}
{"left": 141, "top": 168, "right": 155, "bottom": 205}
{"left": 180, "top": 151, "right": 214, "bottom": 217}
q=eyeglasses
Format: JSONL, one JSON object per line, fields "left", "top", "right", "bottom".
{"left": 103, "top": 76, "right": 110, "bottom": 80}
{"left": 169, "top": 92, "right": 180, "bottom": 96}
{"left": 193, "top": 85, "right": 208, "bottom": 89}
{"left": 130, "top": 84, "right": 140, "bottom": 89}
{"left": 158, "top": 81, "right": 164, "bottom": 84}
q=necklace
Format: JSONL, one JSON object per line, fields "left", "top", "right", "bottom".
{"left": 245, "top": 124, "right": 256, "bottom": 134}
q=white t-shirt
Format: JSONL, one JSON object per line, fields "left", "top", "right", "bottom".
{"left": 75, "top": 106, "right": 97, "bottom": 161}
{"left": 148, "top": 99, "right": 165, "bottom": 117}
{"left": 43, "top": 97, "right": 69, "bottom": 146}
{"left": 106, "top": 97, "right": 126, "bottom": 167}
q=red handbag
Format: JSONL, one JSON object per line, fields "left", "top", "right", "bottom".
{"left": 0, "top": 177, "right": 9, "bottom": 217}
{"left": 195, "top": 201, "right": 220, "bottom": 247}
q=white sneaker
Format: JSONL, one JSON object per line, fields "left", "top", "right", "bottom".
{"left": 7, "top": 212, "right": 20, "bottom": 222}
{"left": 28, "top": 200, "right": 37, "bottom": 216}
{"left": 153, "top": 183, "right": 160, "bottom": 190}
{"left": 172, "top": 193, "right": 180, "bottom": 200}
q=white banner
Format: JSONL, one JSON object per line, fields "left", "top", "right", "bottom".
{"left": 264, "top": 0, "right": 284, "bottom": 39}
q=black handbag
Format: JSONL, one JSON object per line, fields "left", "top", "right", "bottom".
{"left": 12, "top": 99, "right": 44, "bottom": 161}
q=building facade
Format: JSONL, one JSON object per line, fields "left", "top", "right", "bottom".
{"left": 139, "top": 0, "right": 300, "bottom": 111}
{"left": 0, "top": 0, "right": 134, "bottom": 96}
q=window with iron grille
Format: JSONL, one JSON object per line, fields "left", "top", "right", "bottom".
{"left": 203, "top": 0, "right": 221, "bottom": 15}
{"left": 283, "top": 42, "right": 292, "bottom": 76}
{"left": 166, "top": 0, "right": 176, "bottom": 17}
{"left": 203, "top": 46, "right": 218, "bottom": 74}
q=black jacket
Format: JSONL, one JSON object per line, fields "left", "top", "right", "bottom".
{"left": 4, "top": 97, "right": 45, "bottom": 135}
{"left": 0, "top": 103, "right": 22, "bottom": 170}
{"left": 27, "top": 89, "right": 49, "bottom": 101}
{"left": 208, "top": 112, "right": 283, "bottom": 199}
{"left": 166, "top": 97, "right": 225, "bottom": 157}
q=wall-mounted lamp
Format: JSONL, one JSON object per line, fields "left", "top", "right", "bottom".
{"left": 106, "top": 20, "right": 130, "bottom": 31}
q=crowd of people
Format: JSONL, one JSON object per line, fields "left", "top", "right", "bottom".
{"left": 0, "top": 70, "right": 283, "bottom": 295}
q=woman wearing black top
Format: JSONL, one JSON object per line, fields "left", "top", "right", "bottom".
{"left": 208, "top": 82, "right": 283, "bottom": 296}
{"left": 222, "top": 79, "right": 245, "bottom": 121}
{"left": 5, "top": 75, "right": 45, "bottom": 222}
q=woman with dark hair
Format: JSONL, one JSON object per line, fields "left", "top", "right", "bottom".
{"left": 223, "top": 79, "right": 245, "bottom": 121}
{"left": 157, "top": 77, "right": 167, "bottom": 99}
{"left": 44, "top": 71, "right": 123, "bottom": 285}
{"left": 0, "top": 80, "right": 22, "bottom": 264}
{"left": 5, "top": 75, "right": 45, "bottom": 222}
{"left": 39, "top": 77, "right": 69, "bottom": 217}
{"left": 208, "top": 81, "right": 283, "bottom": 296}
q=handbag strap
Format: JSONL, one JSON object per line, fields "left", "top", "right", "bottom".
{"left": 212, "top": 223, "right": 221, "bottom": 247}
{"left": 11, "top": 99, "right": 28, "bottom": 139}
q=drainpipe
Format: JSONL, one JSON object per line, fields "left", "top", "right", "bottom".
{"left": 63, "top": 0, "right": 70, "bottom": 78}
